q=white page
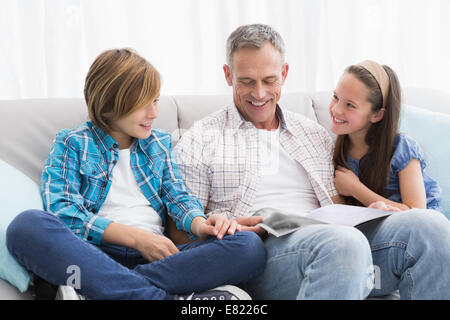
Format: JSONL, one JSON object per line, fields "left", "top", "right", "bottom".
{"left": 304, "top": 204, "right": 392, "bottom": 226}
{"left": 255, "top": 204, "right": 393, "bottom": 237}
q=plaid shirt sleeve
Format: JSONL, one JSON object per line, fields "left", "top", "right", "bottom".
{"left": 173, "top": 124, "right": 212, "bottom": 211}
{"left": 321, "top": 126, "right": 339, "bottom": 198}
{"left": 41, "top": 130, "right": 112, "bottom": 245}
{"left": 156, "top": 133, "right": 207, "bottom": 238}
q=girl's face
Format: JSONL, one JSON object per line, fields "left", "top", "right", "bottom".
{"left": 110, "top": 97, "right": 160, "bottom": 149}
{"left": 329, "top": 73, "right": 384, "bottom": 139}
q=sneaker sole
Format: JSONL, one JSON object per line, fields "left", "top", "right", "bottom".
{"left": 55, "top": 285, "right": 84, "bottom": 300}
{"left": 55, "top": 284, "right": 248, "bottom": 300}
{"left": 212, "top": 285, "right": 252, "bottom": 300}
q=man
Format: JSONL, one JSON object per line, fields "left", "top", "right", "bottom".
{"left": 173, "top": 24, "right": 450, "bottom": 299}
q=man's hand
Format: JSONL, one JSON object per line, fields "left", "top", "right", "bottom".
{"left": 235, "top": 216, "right": 267, "bottom": 239}
{"left": 191, "top": 214, "right": 239, "bottom": 240}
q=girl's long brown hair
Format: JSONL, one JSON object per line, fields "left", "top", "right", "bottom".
{"left": 333, "top": 65, "right": 402, "bottom": 206}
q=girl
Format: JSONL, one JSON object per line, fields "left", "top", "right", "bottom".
{"left": 7, "top": 48, "right": 265, "bottom": 300}
{"left": 330, "top": 60, "right": 442, "bottom": 212}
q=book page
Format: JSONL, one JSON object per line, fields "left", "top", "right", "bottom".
{"left": 254, "top": 204, "right": 392, "bottom": 237}
{"left": 304, "top": 204, "right": 392, "bottom": 226}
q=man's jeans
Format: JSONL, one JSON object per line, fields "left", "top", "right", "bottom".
{"left": 244, "top": 209, "right": 450, "bottom": 299}
{"left": 6, "top": 209, "right": 266, "bottom": 300}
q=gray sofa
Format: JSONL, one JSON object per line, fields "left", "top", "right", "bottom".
{"left": 1, "top": 88, "right": 449, "bottom": 299}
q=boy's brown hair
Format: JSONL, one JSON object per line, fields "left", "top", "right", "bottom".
{"left": 84, "top": 48, "right": 161, "bottom": 133}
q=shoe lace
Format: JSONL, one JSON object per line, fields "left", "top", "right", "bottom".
{"left": 178, "top": 292, "right": 195, "bottom": 300}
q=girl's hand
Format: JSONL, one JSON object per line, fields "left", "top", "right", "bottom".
{"left": 369, "top": 201, "right": 401, "bottom": 212}
{"left": 334, "top": 166, "right": 362, "bottom": 197}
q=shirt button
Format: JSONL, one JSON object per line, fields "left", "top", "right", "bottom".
{"left": 113, "top": 143, "right": 118, "bottom": 149}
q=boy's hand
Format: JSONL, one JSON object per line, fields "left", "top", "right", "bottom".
{"left": 103, "top": 222, "right": 179, "bottom": 262}
{"left": 191, "top": 214, "right": 238, "bottom": 240}
{"left": 134, "top": 230, "right": 179, "bottom": 262}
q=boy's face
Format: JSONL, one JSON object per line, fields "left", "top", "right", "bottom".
{"left": 110, "top": 97, "right": 160, "bottom": 149}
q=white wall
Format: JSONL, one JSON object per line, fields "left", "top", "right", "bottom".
{"left": 1, "top": 0, "right": 449, "bottom": 99}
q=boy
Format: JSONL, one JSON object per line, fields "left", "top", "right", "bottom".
{"left": 7, "top": 48, "right": 265, "bottom": 300}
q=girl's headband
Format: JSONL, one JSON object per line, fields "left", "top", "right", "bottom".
{"left": 357, "top": 60, "right": 390, "bottom": 109}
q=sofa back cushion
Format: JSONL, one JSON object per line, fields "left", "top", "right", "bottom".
{"left": 399, "top": 105, "right": 450, "bottom": 218}
{"left": 0, "top": 92, "right": 314, "bottom": 184}
{"left": 0, "top": 97, "right": 178, "bottom": 184}
{"left": 2, "top": 89, "right": 448, "bottom": 186}
{"left": 174, "top": 92, "right": 316, "bottom": 140}
{"left": 0, "top": 99, "right": 89, "bottom": 184}
{"left": 311, "top": 88, "right": 450, "bottom": 137}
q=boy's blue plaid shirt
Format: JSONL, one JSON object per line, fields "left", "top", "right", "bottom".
{"left": 41, "top": 121, "right": 206, "bottom": 245}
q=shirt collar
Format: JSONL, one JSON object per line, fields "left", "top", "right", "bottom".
{"left": 228, "top": 104, "right": 290, "bottom": 132}
{"left": 137, "top": 135, "right": 153, "bottom": 158}
{"left": 89, "top": 121, "right": 157, "bottom": 162}
{"left": 90, "top": 121, "right": 159, "bottom": 160}
{"left": 89, "top": 122, "right": 120, "bottom": 153}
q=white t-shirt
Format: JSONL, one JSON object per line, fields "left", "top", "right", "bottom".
{"left": 98, "top": 148, "right": 164, "bottom": 235}
{"left": 251, "top": 127, "right": 320, "bottom": 216}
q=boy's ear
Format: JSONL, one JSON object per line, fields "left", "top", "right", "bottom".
{"left": 370, "top": 108, "right": 386, "bottom": 123}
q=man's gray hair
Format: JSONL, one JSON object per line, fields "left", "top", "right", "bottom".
{"left": 226, "top": 24, "right": 285, "bottom": 67}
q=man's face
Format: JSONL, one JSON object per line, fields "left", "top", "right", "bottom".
{"left": 223, "top": 42, "right": 289, "bottom": 130}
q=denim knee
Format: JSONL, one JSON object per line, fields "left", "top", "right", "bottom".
{"left": 335, "top": 226, "right": 371, "bottom": 252}
{"left": 382, "top": 209, "right": 450, "bottom": 256}
{"left": 6, "top": 209, "right": 55, "bottom": 255}
{"left": 380, "top": 209, "right": 448, "bottom": 239}
{"left": 315, "top": 226, "right": 373, "bottom": 273}
{"left": 247, "top": 226, "right": 373, "bottom": 299}
{"left": 228, "top": 231, "right": 266, "bottom": 274}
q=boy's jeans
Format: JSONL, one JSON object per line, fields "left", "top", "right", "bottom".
{"left": 244, "top": 209, "right": 450, "bottom": 300}
{"left": 6, "top": 209, "right": 266, "bottom": 299}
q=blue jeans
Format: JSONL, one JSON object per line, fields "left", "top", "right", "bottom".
{"left": 243, "top": 209, "right": 450, "bottom": 300}
{"left": 6, "top": 210, "right": 266, "bottom": 300}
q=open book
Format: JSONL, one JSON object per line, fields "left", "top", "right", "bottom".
{"left": 255, "top": 204, "right": 393, "bottom": 238}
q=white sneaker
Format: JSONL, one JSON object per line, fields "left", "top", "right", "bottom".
{"left": 175, "top": 285, "right": 251, "bottom": 300}
{"left": 55, "top": 285, "right": 86, "bottom": 300}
